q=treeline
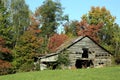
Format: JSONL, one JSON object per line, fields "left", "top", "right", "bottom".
{"left": 0, "top": 0, "right": 120, "bottom": 75}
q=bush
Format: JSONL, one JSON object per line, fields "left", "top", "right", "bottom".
{"left": 56, "top": 51, "right": 70, "bottom": 69}
{"left": 115, "top": 55, "right": 120, "bottom": 65}
{"left": 0, "top": 60, "right": 12, "bottom": 75}
{"left": 19, "top": 61, "right": 34, "bottom": 72}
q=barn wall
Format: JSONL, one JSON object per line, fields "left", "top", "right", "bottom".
{"left": 38, "top": 37, "right": 112, "bottom": 70}
{"left": 66, "top": 37, "right": 111, "bottom": 67}
{"left": 41, "top": 55, "right": 58, "bottom": 62}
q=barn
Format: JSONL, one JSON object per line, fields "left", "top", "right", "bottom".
{"left": 35, "top": 36, "right": 112, "bottom": 70}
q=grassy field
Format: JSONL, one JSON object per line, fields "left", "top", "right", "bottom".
{"left": 0, "top": 66, "right": 120, "bottom": 80}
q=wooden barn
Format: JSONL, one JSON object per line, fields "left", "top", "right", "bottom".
{"left": 35, "top": 36, "right": 112, "bottom": 70}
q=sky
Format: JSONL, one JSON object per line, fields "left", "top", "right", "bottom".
{"left": 25, "top": 0, "right": 120, "bottom": 25}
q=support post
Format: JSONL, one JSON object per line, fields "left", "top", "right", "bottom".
{"left": 39, "top": 58, "right": 41, "bottom": 71}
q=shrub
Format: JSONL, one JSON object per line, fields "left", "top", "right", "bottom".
{"left": 0, "top": 60, "right": 12, "bottom": 75}
{"left": 19, "top": 61, "right": 34, "bottom": 72}
{"left": 115, "top": 55, "right": 120, "bottom": 65}
{"left": 56, "top": 51, "right": 70, "bottom": 69}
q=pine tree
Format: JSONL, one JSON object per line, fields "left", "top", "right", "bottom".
{"left": 35, "top": 0, "right": 68, "bottom": 38}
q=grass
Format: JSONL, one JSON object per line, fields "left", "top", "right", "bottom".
{"left": 0, "top": 66, "right": 120, "bottom": 80}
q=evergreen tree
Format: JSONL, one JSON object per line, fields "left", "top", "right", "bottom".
{"left": 0, "top": 0, "right": 12, "bottom": 48}
{"left": 0, "top": 1, "right": 12, "bottom": 74}
{"left": 35, "top": 0, "right": 68, "bottom": 38}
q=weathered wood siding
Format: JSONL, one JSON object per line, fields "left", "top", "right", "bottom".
{"left": 41, "top": 55, "right": 58, "bottom": 62}
{"left": 38, "top": 36, "right": 112, "bottom": 70}
{"left": 66, "top": 37, "right": 111, "bottom": 67}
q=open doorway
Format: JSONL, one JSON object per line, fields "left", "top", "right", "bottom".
{"left": 82, "top": 48, "right": 88, "bottom": 58}
{"left": 75, "top": 59, "right": 82, "bottom": 68}
{"left": 75, "top": 59, "right": 94, "bottom": 69}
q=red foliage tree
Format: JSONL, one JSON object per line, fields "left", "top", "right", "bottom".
{"left": 48, "top": 34, "right": 68, "bottom": 52}
{"left": 29, "top": 15, "right": 41, "bottom": 33}
{"left": 0, "top": 37, "right": 12, "bottom": 75}
{"left": 76, "top": 20, "right": 103, "bottom": 42}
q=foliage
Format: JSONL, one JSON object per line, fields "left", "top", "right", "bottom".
{"left": 0, "top": 37, "right": 12, "bottom": 75}
{"left": 64, "top": 21, "right": 78, "bottom": 37}
{"left": 0, "top": 1, "right": 13, "bottom": 75}
{"left": 48, "top": 34, "right": 68, "bottom": 52}
{"left": 82, "top": 6, "right": 115, "bottom": 25}
{"left": 80, "top": 6, "right": 120, "bottom": 65}
{"left": 115, "top": 55, "right": 120, "bottom": 65}
{"left": 0, "top": 66, "right": 120, "bottom": 80}
{"left": 57, "top": 51, "right": 70, "bottom": 67}
{"left": 35, "top": 0, "right": 68, "bottom": 37}
{"left": 82, "top": 6, "right": 116, "bottom": 44}
{"left": 76, "top": 20, "right": 103, "bottom": 42}
{"left": 111, "top": 24, "right": 120, "bottom": 56}
{"left": 81, "top": 6, "right": 120, "bottom": 60}
{"left": 11, "top": 0, "right": 30, "bottom": 46}
{"left": 0, "top": 0, "right": 13, "bottom": 48}
{"left": 30, "top": 15, "right": 49, "bottom": 54}
{"left": 111, "top": 24, "right": 120, "bottom": 64}
{"left": 12, "top": 25, "right": 43, "bottom": 72}
{"left": 1, "top": 0, "right": 120, "bottom": 73}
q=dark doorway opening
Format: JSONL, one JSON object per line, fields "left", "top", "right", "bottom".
{"left": 75, "top": 59, "right": 94, "bottom": 69}
{"left": 82, "top": 48, "right": 88, "bottom": 58}
{"left": 75, "top": 59, "right": 82, "bottom": 68}
{"left": 42, "top": 62, "right": 58, "bottom": 70}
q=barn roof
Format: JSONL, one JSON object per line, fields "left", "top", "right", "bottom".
{"left": 39, "top": 36, "right": 112, "bottom": 59}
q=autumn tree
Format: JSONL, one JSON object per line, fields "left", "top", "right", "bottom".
{"left": 82, "top": 6, "right": 115, "bottom": 44}
{"left": 0, "top": 37, "right": 12, "bottom": 75}
{"left": 35, "top": 0, "right": 68, "bottom": 38}
{"left": 48, "top": 34, "right": 68, "bottom": 52}
{"left": 12, "top": 15, "right": 42, "bottom": 72}
{"left": 76, "top": 20, "right": 103, "bottom": 42}
{"left": 0, "top": 0, "right": 13, "bottom": 75}
{"left": 13, "top": 27, "right": 42, "bottom": 72}
{"left": 80, "top": 6, "right": 120, "bottom": 64}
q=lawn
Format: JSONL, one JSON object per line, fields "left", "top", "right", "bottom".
{"left": 0, "top": 66, "right": 120, "bottom": 80}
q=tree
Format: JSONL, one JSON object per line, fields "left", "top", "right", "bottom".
{"left": 12, "top": 14, "right": 42, "bottom": 71}
{"left": 12, "top": 24, "right": 43, "bottom": 72}
{"left": 111, "top": 23, "right": 120, "bottom": 64}
{"left": 81, "top": 6, "right": 120, "bottom": 64}
{"left": 48, "top": 34, "right": 68, "bottom": 52}
{"left": 0, "top": 0, "right": 13, "bottom": 75}
{"left": 35, "top": 0, "right": 68, "bottom": 38}
{"left": 11, "top": 0, "right": 30, "bottom": 46}
{"left": 0, "top": 0, "right": 13, "bottom": 48}
{"left": 64, "top": 20, "right": 78, "bottom": 37}
{"left": 82, "top": 6, "right": 116, "bottom": 44}
{"left": 0, "top": 37, "right": 12, "bottom": 75}
{"left": 76, "top": 20, "right": 103, "bottom": 42}
{"left": 112, "top": 24, "right": 120, "bottom": 55}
